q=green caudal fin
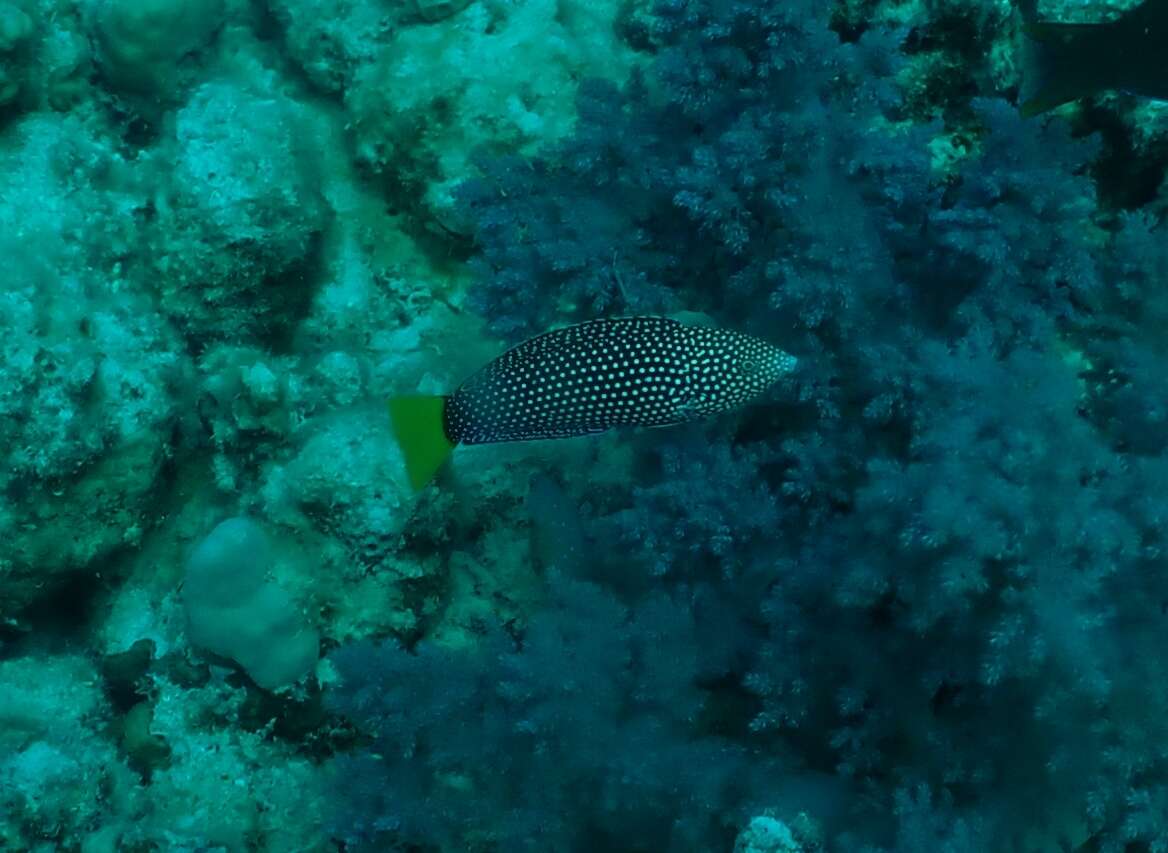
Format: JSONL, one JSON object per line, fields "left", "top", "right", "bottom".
{"left": 388, "top": 395, "right": 455, "bottom": 490}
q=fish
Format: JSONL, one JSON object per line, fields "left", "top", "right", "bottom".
{"left": 388, "top": 316, "right": 798, "bottom": 489}
{"left": 1018, "top": 0, "right": 1168, "bottom": 117}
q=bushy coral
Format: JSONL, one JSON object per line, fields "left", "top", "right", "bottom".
{"left": 326, "top": 574, "right": 799, "bottom": 852}
{"left": 322, "top": 0, "right": 1168, "bottom": 850}
{"left": 457, "top": 0, "right": 909, "bottom": 343}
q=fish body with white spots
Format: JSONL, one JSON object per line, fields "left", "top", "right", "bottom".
{"left": 389, "top": 317, "right": 797, "bottom": 489}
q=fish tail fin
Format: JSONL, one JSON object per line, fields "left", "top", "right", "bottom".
{"left": 1019, "top": 20, "right": 1111, "bottom": 117}
{"left": 388, "top": 395, "right": 455, "bottom": 490}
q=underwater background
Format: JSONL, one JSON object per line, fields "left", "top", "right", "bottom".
{"left": 3, "top": 0, "right": 1168, "bottom": 850}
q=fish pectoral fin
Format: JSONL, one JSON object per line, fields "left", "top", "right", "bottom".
{"left": 672, "top": 387, "right": 713, "bottom": 421}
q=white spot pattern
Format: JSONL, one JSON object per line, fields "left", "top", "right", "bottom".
{"left": 444, "top": 316, "right": 797, "bottom": 445}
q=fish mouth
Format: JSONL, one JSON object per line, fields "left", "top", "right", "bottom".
{"left": 770, "top": 348, "right": 799, "bottom": 377}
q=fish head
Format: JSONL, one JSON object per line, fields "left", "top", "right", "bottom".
{"left": 730, "top": 337, "right": 799, "bottom": 397}
{"left": 679, "top": 325, "right": 800, "bottom": 418}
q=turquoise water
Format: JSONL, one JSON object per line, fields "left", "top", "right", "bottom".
{"left": 3, "top": 0, "right": 1168, "bottom": 850}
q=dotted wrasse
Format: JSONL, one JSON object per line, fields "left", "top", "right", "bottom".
{"left": 388, "top": 316, "right": 798, "bottom": 490}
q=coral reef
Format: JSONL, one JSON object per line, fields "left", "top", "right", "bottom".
{"left": 3, "top": 0, "right": 1168, "bottom": 850}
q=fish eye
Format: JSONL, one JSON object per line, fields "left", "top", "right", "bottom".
{"left": 741, "top": 359, "right": 759, "bottom": 374}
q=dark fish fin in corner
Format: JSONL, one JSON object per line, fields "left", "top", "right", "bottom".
{"left": 1019, "top": 20, "right": 1111, "bottom": 117}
